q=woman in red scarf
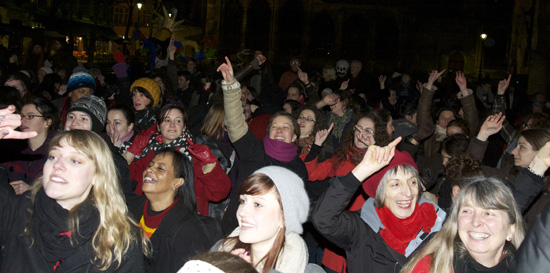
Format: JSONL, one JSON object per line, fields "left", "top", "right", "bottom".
{"left": 303, "top": 109, "right": 394, "bottom": 273}
{"left": 312, "top": 137, "right": 446, "bottom": 273}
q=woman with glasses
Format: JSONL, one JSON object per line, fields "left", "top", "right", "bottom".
{"left": 2, "top": 97, "right": 59, "bottom": 195}
{"left": 303, "top": 109, "right": 394, "bottom": 273}
{"left": 296, "top": 106, "right": 327, "bottom": 157}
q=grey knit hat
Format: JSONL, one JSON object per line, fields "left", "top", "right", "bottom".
{"left": 69, "top": 95, "right": 106, "bottom": 134}
{"left": 253, "top": 166, "right": 309, "bottom": 235}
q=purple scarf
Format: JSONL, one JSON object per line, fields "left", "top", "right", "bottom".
{"left": 263, "top": 135, "right": 298, "bottom": 162}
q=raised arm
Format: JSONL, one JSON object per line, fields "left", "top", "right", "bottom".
{"left": 416, "top": 70, "right": 445, "bottom": 127}
{"left": 455, "top": 71, "right": 479, "bottom": 136}
{"left": 493, "top": 75, "right": 516, "bottom": 143}
{"left": 217, "top": 56, "right": 248, "bottom": 142}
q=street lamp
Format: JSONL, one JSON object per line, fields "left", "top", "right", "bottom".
{"left": 137, "top": 3, "right": 142, "bottom": 29}
{"left": 478, "top": 33, "right": 488, "bottom": 79}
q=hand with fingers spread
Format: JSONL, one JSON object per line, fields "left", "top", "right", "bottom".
{"left": 425, "top": 69, "right": 446, "bottom": 91}
{"left": 477, "top": 112, "right": 506, "bottom": 141}
{"left": 217, "top": 56, "right": 236, "bottom": 84}
{"left": 107, "top": 121, "right": 122, "bottom": 147}
{"left": 378, "top": 75, "right": 387, "bottom": 89}
{"left": 315, "top": 123, "right": 334, "bottom": 146}
{"left": 340, "top": 79, "right": 350, "bottom": 90}
{"left": 497, "top": 74, "right": 512, "bottom": 95}
{"left": 0, "top": 105, "right": 37, "bottom": 140}
{"left": 298, "top": 68, "right": 309, "bottom": 85}
{"left": 455, "top": 71, "right": 468, "bottom": 94}
{"left": 352, "top": 137, "right": 402, "bottom": 181}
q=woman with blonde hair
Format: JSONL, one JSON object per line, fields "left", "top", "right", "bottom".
{"left": 402, "top": 177, "right": 525, "bottom": 273}
{"left": 0, "top": 130, "right": 149, "bottom": 272}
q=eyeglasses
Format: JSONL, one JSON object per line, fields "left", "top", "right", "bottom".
{"left": 20, "top": 114, "right": 44, "bottom": 120}
{"left": 354, "top": 125, "right": 374, "bottom": 135}
{"left": 298, "top": 116, "right": 315, "bottom": 123}
{"left": 290, "top": 61, "right": 300, "bottom": 65}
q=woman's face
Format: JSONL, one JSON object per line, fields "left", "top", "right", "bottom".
{"left": 511, "top": 136, "right": 537, "bottom": 168}
{"left": 142, "top": 153, "right": 182, "bottom": 198}
{"left": 383, "top": 167, "right": 419, "bottom": 219}
{"left": 106, "top": 110, "right": 133, "bottom": 137}
{"left": 132, "top": 90, "right": 151, "bottom": 111}
{"left": 43, "top": 138, "right": 96, "bottom": 210}
{"left": 20, "top": 104, "right": 50, "bottom": 137}
{"left": 237, "top": 189, "right": 283, "bottom": 249}
{"left": 330, "top": 97, "right": 344, "bottom": 115}
{"left": 297, "top": 109, "right": 316, "bottom": 138}
{"left": 354, "top": 117, "right": 376, "bottom": 149}
{"left": 437, "top": 110, "right": 455, "bottom": 129}
{"left": 159, "top": 109, "right": 185, "bottom": 144}
{"left": 322, "top": 69, "right": 331, "bottom": 81}
{"left": 65, "top": 111, "right": 92, "bottom": 131}
{"left": 458, "top": 198, "right": 516, "bottom": 267}
{"left": 268, "top": 115, "right": 297, "bottom": 143}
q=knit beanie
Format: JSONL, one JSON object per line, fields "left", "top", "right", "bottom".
{"left": 130, "top": 78, "right": 161, "bottom": 107}
{"left": 67, "top": 72, "right": 96, "bottom": 94}
{"left": 253, "top": 166, "right": 309, "bottom": 235}
{"left": 362, "top": 150, "right": 418, "bottom": 198}
{"left": 69, "top": 95, "right": 107, "bottom": 134}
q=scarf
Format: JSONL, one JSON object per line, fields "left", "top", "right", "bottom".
{"left": 375, "top": 202, "right": 437, "bottom": 255}
{"left": 134, "top": 107, "right": 158, "bottom": 131}
{"left": 139, "top": 197, "right": 180, "bottom": 239}
{"left": 31, "top": 188, "right": 99, "bottom": 264}
{"left": 435, "top": 124, "right": 447, "bottom": 142}
{"left": 298, "top": 136, "right": 315, "bottom": 155}
{"left": 263, "top": 135, "right": 298, "bottom": 162}
{"left": 328, "top": 109, "right": 353, "bottom": 140}
{"left": 346, "top": 143, "right": 366, "bottom": 165}
{"left": 135, "top": 130, "right": 193, "bottom": 160}
{"left": 453, "top": 250, "right": 512, "bottom": 273}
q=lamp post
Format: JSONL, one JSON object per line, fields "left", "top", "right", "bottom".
{"left": 137, "top": 3, "right": 142, "bottom": 30}
{"left": 478, "top": 33, "right": 487, "bottom": 79}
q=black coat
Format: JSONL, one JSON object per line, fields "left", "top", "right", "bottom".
{"left": 128, "top": 196, "right": 223, "bottom": 273}
{"left": 312, "top": 172, "right": 443, "bottom": 273}
{"left": 0, "top": 189, "right": 145, "bottom": 273}
{"left": 511, "top": 202, "right": 550, "bottom": 273}
{"left": 220, "top": 129, "right": 308, "bottom": 235}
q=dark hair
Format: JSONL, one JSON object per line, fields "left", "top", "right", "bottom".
{"left": 283, "top": 100, "right": 301, "bottom": 115}
{"left": 299, "top": 105, "right": 328, "bottom": 137}
{"left": 433, "top": 107, "right": 458, "bottom": 125}
{"left": 0, "top": 86, "right": 24, "bottom": 111}
{"left": 367, "top": 109, "right": 393, "bottom": 146}
{"left": 441, "top": 134, "right": 469, "bottom": 156}
{"left": 132, "top": 86, "right": 155, "bottom": 109}
{"left": 156, "top": 104, "right": 188, "bottom": 129}
{"left": 155, "top": 148, "right": 197, "bottom": 214}
{"left": 108, "top": 104, "right": 139, "bottom": 135}
{"left": 523, "top": 113, "right": 550, "bottom": 130}
{"left": 24, "top": 97, "right": 60, "bottom": 131}
{"left": 287, "top": 83, "right": 304, "bottom": 96}
{"left": 447, "top": 119, "right": 470, "bottom": 137}
{"left": 187, "top": 252, "right": 258, "bottom": 273}
{"left": 151, "top": 74, "right": 173, "bottom": 95}
{"left": 399, "top": 100, "right": 418, "bottom": 118}
{"left": 177, "top": 70, "right": 191, "bottom": 81}
{"left": 445, "top": 153, "right": 483, "bottom": 183}
{"left": 266, "top": 111, "right": 300, "bottom": 144}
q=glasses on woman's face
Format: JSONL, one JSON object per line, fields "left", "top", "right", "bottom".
{"left": 20, "top": 114, "right": 44, "bottom": 120}
{"left": 354, "top": 125, "right": 374, "bottom": 135}
{"left": 298, "top": 116, "right": 315, "bottom": 123}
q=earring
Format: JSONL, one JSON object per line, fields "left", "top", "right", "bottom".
{"left": 506, "top": 237, "right": 512, "bottom": 241}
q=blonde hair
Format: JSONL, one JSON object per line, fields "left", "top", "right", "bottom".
{"left": 25, "top": 130, "right": 151, "bottom": 269}
{"left": 401, "top": 177, "right": 525, "bottom": 273}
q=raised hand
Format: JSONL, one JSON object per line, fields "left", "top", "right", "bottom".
{"left": 425, "top": 69, "right": 446, "bottom": 91}
{"left": 256, "top": 54, "right": 266, "bottom": 66}
{"left": 0, "top": 106, "right": 37, "bottom": 140}
{"left": 298, "top": 68, "right": 309, "bottom": 84}
{"left": 217, "top": 56, "right": 236, "bottom": 84}
{"left": 528, "top": 142, "right": 550, "bottom": 176}
{"left": 378, "top": 75, "right": 387, "bottom": 89}
{"left": 340, "top": 79, "right": 350, "bottom": 90}
{"left": 107, "top": 122, "right": 122, "bottom": 147}
{"left": 455, "top": 71, "right": 468, "bottom": 93}
{"left": 352, "top": 137, "right": 402, "bottom": 181}
{"left": 10, "top": 180, "right": 30, "bottom": 195}
{"left": 477, "top": 112, "right": 505, "bottom": 141}
{"left": 187, "top": 138, "right": 217, "bottom": 164}
{"left": 167, "top": 38, "right": 177, "bottom": 60}
{"left": 497, "top": 74, "right": 512, "bottom": 95}
{"left": 314, "top": 123, "right": 334, "bottom": 146}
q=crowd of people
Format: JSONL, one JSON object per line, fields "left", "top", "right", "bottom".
{"left": 0, "top": 37, "right": 550, "bottom": 273}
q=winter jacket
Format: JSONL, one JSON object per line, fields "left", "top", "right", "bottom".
{"left": 312, "top": 172, "right": 445, "bottom": 273}
{"left": 128, "top": 196, "right": 222, "bottom": 273}
{"left": 511, "top": 203, "right": 550, "bottom": 273}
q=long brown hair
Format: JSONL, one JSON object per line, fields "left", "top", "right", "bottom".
{"left": 200, "top": 103, "right": 226, "bottom": 141}
{"left": 223, "top": 173, "right": 285, "bottom": 273}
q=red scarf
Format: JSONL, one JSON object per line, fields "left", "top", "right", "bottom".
{"left": 140, "top": 197, "right": 181, "bottom": 238}
{"left": 346, "top": 143, "right": 366, "bottom": 165}
{"left": 375, "top": 202, "right": 437, "bottom": 255}
{"left": 298, "top": 135, "right": 315, "bottom": 155}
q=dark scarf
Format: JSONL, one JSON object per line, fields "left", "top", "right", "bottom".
{"left": 298, "top": 136, "right": 315, "bottom": 155}
{"left": 375, "top": 202, "right": 437, "bottom": 255}
{"left": 135, "top": 131, "right": 193, "bottom": 160}
{"left": 328, "top": 108, "right": 353, "bottom": 140}
{"left": 453, "top": 251, "right": 512, "bottom": 273}
{"left": 134, "top": 107, "right": 158, "bottom": 131}
{"left": 31, "top": 188, "right": 99, "bottom": 264}
{"left": 346, "top": 143, "right": 366, "bottom": 165}
{"left": 263, "top": 135, "right": 298, "bottom": 162}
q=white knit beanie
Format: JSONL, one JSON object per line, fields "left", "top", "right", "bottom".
{"left": 253, "top": 166, "right": 309, "bottom": 235}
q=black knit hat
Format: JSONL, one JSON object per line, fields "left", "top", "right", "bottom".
{"left": 69, "top": 95, "right": 106, "bottom": 134}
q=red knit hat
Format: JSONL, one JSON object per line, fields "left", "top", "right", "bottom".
{"left": 361, "top": 150, "right": 418, "bottom": 198}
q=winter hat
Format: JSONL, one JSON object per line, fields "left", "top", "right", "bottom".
{"left": 67, "top": 72, "right": 96, "bottom": 94}
{"left": 130, "top": 78, "right": 161, "bottom": 108}
{"left": 178, "top": 260, "right": 223, "bottom": 273}
{"left": 39, "top": 66, "right": 53, "bottom": 75}
{"left": 362, "top": 150, "right": 418, "bottom": 198}
{"left": 253, "top": 166, "right": 309, "bottom": 235}
{"left": 69, "top": 95, "right": 107, "bottom": 134}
